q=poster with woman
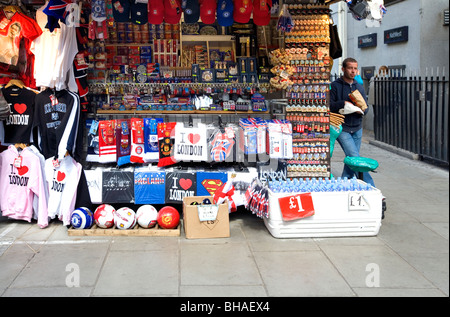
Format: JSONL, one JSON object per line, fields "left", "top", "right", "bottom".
{"left": 0, "top": 22, "right": 21, "bottom": 65}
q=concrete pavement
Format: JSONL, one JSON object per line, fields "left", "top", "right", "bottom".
{"left": 0, "top": 133, "right": 448, "bottom": 298}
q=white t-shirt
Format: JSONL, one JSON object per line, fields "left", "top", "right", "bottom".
{"left": 174, "top": 123, "right": 208, "bottom": 162}
{"left": 31, "top": 3, "right": 78, "bottom": 92}
{"left": 45, "top": 155, "right": 82, "bottom": 225}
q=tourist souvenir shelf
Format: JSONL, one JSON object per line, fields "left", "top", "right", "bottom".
{"left": 87, "top": 18, "right": 281, "bottom": 121}
{"left": 282, "top": 3, "right": 332, "bottom": 179}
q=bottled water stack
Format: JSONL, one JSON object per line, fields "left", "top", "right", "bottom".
{"left": 269, "top": 177, "right": 375, "bottom": 194}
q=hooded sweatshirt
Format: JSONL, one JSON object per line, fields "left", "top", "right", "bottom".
{"left": 0, "top": 145, "right": 48, "bottom": 228}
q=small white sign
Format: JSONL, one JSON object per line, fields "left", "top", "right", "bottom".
{"left": 197, "top": 204, "right": 219, "bottom": 222}
{"left": 348, "top": 192, "right": 370, "bottom": 211}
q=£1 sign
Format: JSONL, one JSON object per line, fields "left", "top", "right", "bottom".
{"left": 278, "top": 193, "right": 315, "bottom": 221}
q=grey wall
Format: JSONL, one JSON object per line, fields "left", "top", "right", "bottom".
{"left": 329, "top": 0, "right": 449, "bottom": 132}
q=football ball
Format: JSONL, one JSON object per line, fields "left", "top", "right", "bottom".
{"left": 71, "top": 207, "right": 94, "bottom": 229}
{"left": 114, "top": 207, "right": 136, "bottom": 230}
{"left": 157, "top": 206, "right": 180, "bottom": 229}
{"left": 136, "top": 205, "right": 158, "bottom": 228}
{"left": 94, "top": 204, "right": 116, "bottom": 228}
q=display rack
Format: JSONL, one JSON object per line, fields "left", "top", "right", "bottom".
{"left": 281, "top": 5, "right": 333, "bottom": 180}
{"left": 180, "top": 35, "right": 236, "bottom": 67}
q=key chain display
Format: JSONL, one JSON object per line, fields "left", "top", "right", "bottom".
{"left": 270, "top": 3, "right": 333, "bottom": 179}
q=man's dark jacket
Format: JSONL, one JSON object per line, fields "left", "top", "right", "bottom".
{"left": 330, "top": 77, "right": 369, "bottom": 133}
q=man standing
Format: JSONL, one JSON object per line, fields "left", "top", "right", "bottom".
{"left": 330, "top": 57, "right": 375, "bottom": 187}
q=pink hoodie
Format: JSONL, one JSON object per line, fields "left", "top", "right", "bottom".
{"left": 0, "top": 145, "right": 48, "bottom": 228}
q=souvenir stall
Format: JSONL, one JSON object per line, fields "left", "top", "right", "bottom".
{"left": 0, "top": 0, "right": 386, "bottom": 238}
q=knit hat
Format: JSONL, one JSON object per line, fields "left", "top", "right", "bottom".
{"left": 252, "top": 0, "right": 272, "bottom": 26}
{"left": 200, "top": 0, "right": 217, "bottom": 24}
{"left": 233, "top": 0, "right": 252, "bottom": 24}
{"left": 217, "top": 0, "right": 233, "bottom": 26}
{"left": 184, "top": 0, "right": 200, "bottom": 23}
{"left": 164, "top": 0, "right": 182, "bottom": 24}
{"left": 131, "top": 0, "right": 148, "bottom": 25}
{"left": 148, "top": 0, "right": 164, "bottom": 24}
{"left": 112, "top": 0, "right": 131, "bottom": 22}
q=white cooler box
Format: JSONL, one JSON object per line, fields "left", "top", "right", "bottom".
{"left": 265, "top": 183, "right": 383, "bottom": 238}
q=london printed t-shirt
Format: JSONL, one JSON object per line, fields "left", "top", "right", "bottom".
{"left": 45, "top": 155, "right": 82, "bottom": 226}
{"left": 1, "top": 86, "right": 36, "bottom": 144}
{"left": 0, "top": 145, "right": 48, "bottom": 228}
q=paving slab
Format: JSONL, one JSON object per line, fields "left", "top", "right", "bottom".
{"left": 93, "top": 250, "right": 179, "bottom": 296}
{"left": 253, "top": 250, "right": 355, "bottom": 297}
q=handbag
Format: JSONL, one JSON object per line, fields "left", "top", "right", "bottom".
{"left": 329, "top": 24, "right": 342, "bottom": 59}
{"left": 349, "top": 89, "right": 368, "bottom": 112}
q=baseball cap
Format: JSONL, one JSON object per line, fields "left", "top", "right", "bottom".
{"left": 184, "top": 0, "right": 199, "bottom": 23}
{"left": 131, "top": 1, "right": 148, "bottom": 25}
{"left": 112, "top": 0, "right": 131, "bottom": 22}
{"left": 252, "top": 0, "right": 272, "bottom": 26}
{"left": 233, "top": 0, "right": 252, "bottom": 24}
{"left": 164, "top": 0, "right": 182, "bottom": 24}
{"left": 200, "top": 0, "right": 217, "bottom": 24}
{"left": 217, "top": 0, "right": 233, "bottom": 27}
{"left": 148, "top": 0, "right": 164, "bottom": 24}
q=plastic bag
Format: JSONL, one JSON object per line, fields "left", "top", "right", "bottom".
{"left": 329, "top": 124, "right": 342, "bottom": 158}
{"left": 277, "top": 4, "right": 294, "bottom": 32}
{"left": 343, "top": 156, "right": 379, "bottom": 173}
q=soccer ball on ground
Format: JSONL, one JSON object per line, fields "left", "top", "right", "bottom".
{"left": 157, "top": 206, "right": 180, "bottom": 229}
{"left": 94, "top": 204, "right": 116, "bottom": 228}
{"left": 114, "top": 207, "right": 136, "bottom": 230}
{"left": 136, "top": 205, "right": 158, "bottom": 228}
{"left": 71, "top": 207, "right": 94, "bottom": 229}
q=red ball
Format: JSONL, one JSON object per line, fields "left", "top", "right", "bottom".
{"left": 157, "top": 206, "right": 180, "bottom": 229}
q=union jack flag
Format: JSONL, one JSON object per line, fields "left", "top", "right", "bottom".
{"left": 210, "top": 131, "right": 235, "bottom": 162}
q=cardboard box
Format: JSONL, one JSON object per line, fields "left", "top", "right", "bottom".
{"left": 183, "top": 196, "right": 230, "bottom": 239}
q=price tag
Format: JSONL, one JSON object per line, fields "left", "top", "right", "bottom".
{"left": 52, "top": 159, "right": 60, "bottom": 168}
{"left": 13, "top": 156, "right": 22, "bottom": 168}
{"left": 278, "top": 193, "right": 315, "bottom": 221}
{"left": 197, "top": 204, "right": 219, "bottom": 222}
{"left": 348, "top": 192, "right": 369, "bottom": 211}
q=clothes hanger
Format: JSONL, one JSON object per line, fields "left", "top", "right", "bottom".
{"left": 14, "top": 143, "right": 28, "bottom": 150}
{"left": 5, "top": 79, "right": 25, "bottom": 89}
{"left": 2, "top": 5, "right": 21, "bottom": 19}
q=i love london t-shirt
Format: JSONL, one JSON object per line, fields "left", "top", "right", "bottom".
{"left": 1, "top": 86, "right": 36, "bottom": 144}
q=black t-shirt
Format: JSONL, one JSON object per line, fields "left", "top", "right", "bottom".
{"left": 33, "top": 88, "right": 80, "bottom": 159}
{"left": 1, "top": 86, "right": 36, "bottom": 144}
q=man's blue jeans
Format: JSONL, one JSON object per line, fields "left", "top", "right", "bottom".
{"left": 336, "top": 128, "right": 375, "bottom": 187}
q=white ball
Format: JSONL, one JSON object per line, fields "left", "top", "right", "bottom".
{"left": 94, "top": 204, "right": 116, "bottom": 228}
{"left": 136, "top": 205, "right": 158, "bottom": 228}
{"left": 71, "top": 207, "right": 94, "bottom": 229}
{"left": 114, "top": 207, "right": 136, "bottom": 230}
